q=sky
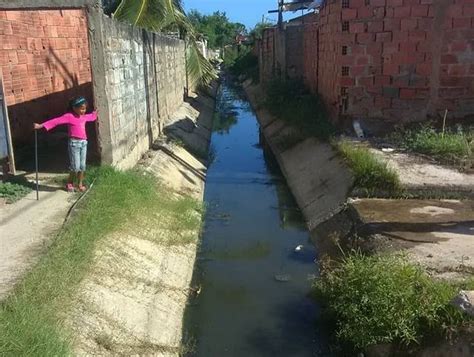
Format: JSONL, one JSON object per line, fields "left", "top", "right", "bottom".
{"left": 183, "top": 0, "right": 301, "bottom": 29}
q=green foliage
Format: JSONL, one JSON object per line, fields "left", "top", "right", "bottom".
{"left": 336, "top": 140, "right": 402, "bottom": 195}
{"left": 113, "top": 0, "right": 217, "bottom": 86}
{"left": 0, "top": 167, "right": 202, "bottom": 356}
{"left": 224, "top": 47, "right": 259, "bottom": 82}
{"left": 390, "top": 125, "right": 473, "bottom": 163}
{"left": 186, "top": 40, "right": 219, "bottom": 88}
{"left": 263, "top": 79, "right": 335, "bottom": 142}
{"left": 188, "top": 10, "right": 246, "bottom": 49}
{"left": 248, "top": 22, "right": 273, "bottom": 42}
{"left": 0, "top": 181, "right": 32, "bottom": 203}
{"left": 314, "top": 253, "right": 470, "bottom": 350}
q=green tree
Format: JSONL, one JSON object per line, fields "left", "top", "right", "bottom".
{"left": 188, "top": 10, "right": 246, "bottom": 49}
{"left": 112, "top": 0, "right": 217, "bottom": 86}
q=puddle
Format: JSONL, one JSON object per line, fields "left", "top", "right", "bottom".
{"left": 183, "top": 82, "right": 330, "bottom": 356}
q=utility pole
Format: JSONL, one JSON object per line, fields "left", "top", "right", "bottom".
{"left": 278, "top": 0, "right": 284, "bottom": 29}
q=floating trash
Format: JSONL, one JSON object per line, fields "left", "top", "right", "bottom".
{"left": 294, "top": 245, "right": 304, "bottom": 252}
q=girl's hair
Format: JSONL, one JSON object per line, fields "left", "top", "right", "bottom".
{"left": 68, "top": 96, "right": 87, "bottom": 111}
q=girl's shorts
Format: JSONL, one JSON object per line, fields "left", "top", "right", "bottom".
{"left": 68, "top": 139, "right": 88, "bottom": 172}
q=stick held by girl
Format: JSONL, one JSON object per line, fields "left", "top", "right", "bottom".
{"left": 34, "top": 96, "right": 97, "bottom": 192}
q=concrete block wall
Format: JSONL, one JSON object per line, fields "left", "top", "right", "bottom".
{"left": 101, "top": 16, "right": 151, "bottom": 168}
{"left": 99, "top": 15, "right": 186, "bottom": 168}
{"left": 0, "top": 9, "right": 92, "bottom": 144}
{"left": 154, "top": 35, "right": 186, "bottom": 122}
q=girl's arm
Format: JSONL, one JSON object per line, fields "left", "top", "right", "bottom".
{"left": 41, "top": 114, "right": 72, "bottom": 131}
{"left": 85, "top": 111, "right": 98, "bottom": 122}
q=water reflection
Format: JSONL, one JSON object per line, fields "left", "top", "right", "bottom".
{"left": 183, "top": 82, "right": 330, "bottom": 357}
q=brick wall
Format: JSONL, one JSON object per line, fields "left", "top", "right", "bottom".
{"left": 101, "top": 15, "right": 186, "bottom": 168}
{"left": 285, "top": 25, "right": 305, "bottom": 79}
{"left": 260, "top": 0, "right": 474, "bottom": 130}
{"left": 259, "top": 28, "right": 276, "bottom": 83}
{"left": 315, "top": 0, "right": 474, "bottom": 129}
{"left": 0, "top": 9, "right": 93, "bottom": 145}
{"left": 258, "top": 25, "right": 306, "bottom": 83}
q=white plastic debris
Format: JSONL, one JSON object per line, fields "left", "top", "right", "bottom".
{"left": 352, "top": 120, "right": 364, "bottom": 139}
{"left": 294, "top": 245, "right": 304, "bottom": 252}
{"left": 381, "top": 148, "right": 395, "bottom": 153}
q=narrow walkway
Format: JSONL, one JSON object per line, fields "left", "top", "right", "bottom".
{"left": 0, "top": 187, "right": 75, "bottom": 299}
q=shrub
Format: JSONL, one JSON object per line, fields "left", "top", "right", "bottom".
{"left": 336, "top": 140, "right": 401, "bottom": 195}
{"left": 314, "top": 253, "right": 469, "bottom": 350}
{"left": 391, "top": 125, "right": 473, "bottom": 163}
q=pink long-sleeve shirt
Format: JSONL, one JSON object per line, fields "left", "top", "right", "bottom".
{"left": 43, "top": 112, "right": 97, "bottom": 140}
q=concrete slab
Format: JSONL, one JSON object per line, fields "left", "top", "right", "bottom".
{"left": 163, "top": 88, "right": 216, "bottom": 158}
{"left": 0, "top": 187, "right": 75, "bottom": 300}
{"left": 352, "top": 198, "right": 474, "bottom": 277}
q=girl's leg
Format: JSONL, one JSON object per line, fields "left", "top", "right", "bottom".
{"left": 68, "top": 139, "right": 80, "bottom": 191}
{"left": 68, "top": 172, "right": 75, "bottom": 185}
{"left": 78, "top": 171, "right": 84, "bottom": 187}
{"left": 78, "top": 140, "right": 88, "bottom": 192}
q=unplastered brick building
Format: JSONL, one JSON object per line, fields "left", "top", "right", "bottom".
{"left": 259, "top": 0, "right": 474, "bottom": 133}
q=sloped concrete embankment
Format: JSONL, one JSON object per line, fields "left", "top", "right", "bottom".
{"left": 69, "top": 85, "right": 217, "bottom": 356}
{"left": 243, "top": 83, "right": 354, "bottom": 255}
{"left": 245, "top": 82, "right": 474, "bottom": 281}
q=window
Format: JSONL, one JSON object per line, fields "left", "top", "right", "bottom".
{"left": 342, "top": 21, "right": 350, "bottom": 32}
{"left": 342, "top": 0, "right": 350, "bottom": 8}
{"left": 365, "top": 0, "right": 370, "bottom": 5}
{"left": 342, "top": 66, "right": 350, "bottom": 76}
{"left": 342, "top": 45, "right": 348, "bottom": 55}
{"left": 341, "top": 87, "right": 348, "bottom": 96}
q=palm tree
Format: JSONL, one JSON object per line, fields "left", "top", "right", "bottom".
{"left": 112, "top": 0, "right": 217, "bottom": 87}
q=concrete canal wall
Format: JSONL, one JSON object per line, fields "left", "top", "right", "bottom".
{"left": 243, "top": 81, "right": 353, "bottom": 232}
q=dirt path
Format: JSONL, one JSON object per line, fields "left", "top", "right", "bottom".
{"left": 0, "top": 188, "right": 75, "bottom": 300}
{"left": 370, "top": 148, "right": 474, "bottom": 193}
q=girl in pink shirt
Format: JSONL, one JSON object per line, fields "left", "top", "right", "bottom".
{"left": 34, "top": 96, "right": 97, "bottom": 192}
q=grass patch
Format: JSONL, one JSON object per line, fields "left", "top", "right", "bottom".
{"left": 263, "top": 79, "right": 335, "bottom": 142}
{"left": 0, "top": 181, "right": 32, "bottom": 203}
{"left": 336, "top": 140, "right": 402, "bottom": 195}
{"left": 314, "top": 253, "right": 472, "bottom": 351}
{"left": 390, "top": 125, "right": 473, "bottom": 164}
{"left": 0, "top": 166, "right": 202, "bottom": 355}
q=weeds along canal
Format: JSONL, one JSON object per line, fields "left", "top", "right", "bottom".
{"left": 183, "top": 82, "right": 330, "bottom": 357}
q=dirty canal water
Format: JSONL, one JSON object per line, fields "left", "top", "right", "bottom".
{"left": 184, "top": 82, "right": 329, "bottom": 357}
